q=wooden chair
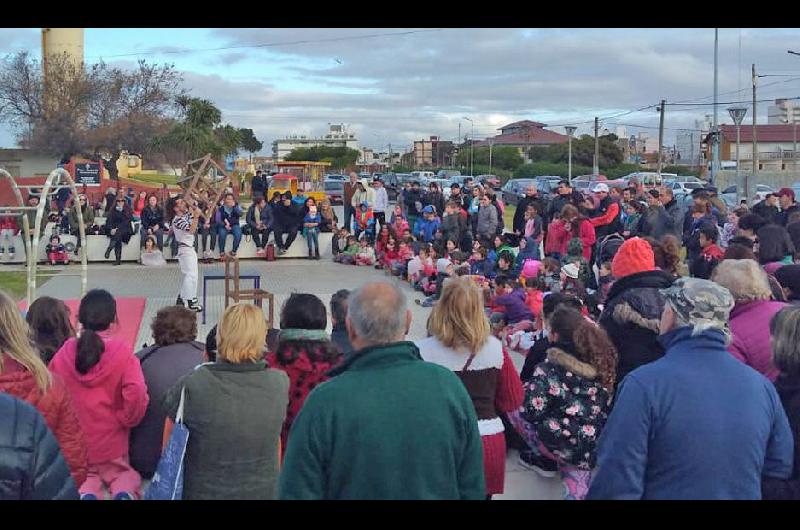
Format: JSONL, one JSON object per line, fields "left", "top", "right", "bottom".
{"left": 224, "top": 256, "right": 275, "bottom": 329}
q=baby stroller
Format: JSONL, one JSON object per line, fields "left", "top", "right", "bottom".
{"left": 593, "top": 232, "right": 625, "bottom": 286}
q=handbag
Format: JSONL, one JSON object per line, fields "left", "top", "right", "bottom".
{"left": 144, "top": 387, "right": 189, "bottom": 500}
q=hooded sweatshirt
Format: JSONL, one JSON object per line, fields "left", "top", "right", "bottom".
{"left": 492, "top": 288, "right": 534, "bottom": 324}
{"left": 49, "top": 334, "right": 149, "bottom": 464}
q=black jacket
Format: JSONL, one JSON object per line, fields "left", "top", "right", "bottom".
{"left": 0, "top": 393, "right": 78, "bottom": 500}
{"left": 105, "top": 207, "right": 133, "bottom": 241}
{"left": 251, "top": 175, "right": 269, "bottom": 198}
{"left": 763, "top": 374, "right": 800, "bottom": 499}
{"left": 246, "top": 203, "right": 273, "bottom": 230}
{"left": 406, "top": 189, "right": 425, "bottom": 217}
{"left": 272, "top": 201, "right": 301, "bottom": 229}
{"left": 663, "top": 198, "right": 683, "bottom": 238}
{"left": 440, "top": 213, "right": 464, "bottom": 245}
{"left": 636, "top": 204, "right": 673, "bottom": 240}
{"left": 140, "top": 205, "right": 164, "bottom": 231}
{"left": 778, "top": 203, "right": 800, "bottom": 227}
{"left": 599, "top": 270, "right": 674, "bottom": 383}
{"left": 514, "top": 194, "right": 547, "bottom": 234}
{"left": 129, "top": 341, "right": 205, "bottom": 479}
{"left": 752, "top": 200, "right": 779, "bottom": 225}
{"left": 425, "top": 192, "right": 445, "bottom": 217}
{"left": 548, "top": 191, "right": 584, "bottom": 223}
{"left": 331, "top": 324, "right": 354, "bottom": 357}
{"left": 522, "top": 332, "right": 549, "bottom": 382}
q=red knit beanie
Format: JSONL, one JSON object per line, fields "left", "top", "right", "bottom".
{"left": 611, "top": 237, "right": 656, "bottom": 278}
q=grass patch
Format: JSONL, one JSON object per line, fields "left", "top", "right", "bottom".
{"left": 0, "top": 271, "right": 52, "bottom": 301}
{"left": 503, "top": 204, "right": 516, "bottom": 231}
{"left": 126, "top": 173, "right": 180, "bottom": 186}
{"left": 0, "top": 271, "right": 29, "bottom": 300}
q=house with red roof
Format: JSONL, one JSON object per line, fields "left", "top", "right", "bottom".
{"left": 473, "top": 120, "right": 568, "bottom": 158}
{"left": 705, "top": 124, "right": 800, "bottom": 171}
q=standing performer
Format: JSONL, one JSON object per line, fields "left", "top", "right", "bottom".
{"left": 166, "top": 195, "right": 203, "bottom": 312}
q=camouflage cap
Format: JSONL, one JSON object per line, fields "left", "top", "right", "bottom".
{"left": 660, "top": 277, "right": 734, "bottom": 332}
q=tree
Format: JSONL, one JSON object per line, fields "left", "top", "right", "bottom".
{"left": 455, "top": 145, "right": 524, "bottom": 171}
{"left": 0, "top": 51, "right": 185, "bottom": 177}
{"left": 527, "top": 134, "right": 624, "bottom": 169}
{"left": 285, "top": 146, "right": 360, "bottom": 171}
{"left": 238, "top": 128, "right": 263, "bottom": 160}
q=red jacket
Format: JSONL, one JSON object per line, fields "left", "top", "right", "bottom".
{"left": 545, "top": 218, "right": 596, "bottom": 260}
{"left": 265, "top": 348, "right": 341, "bottom": 452}
{"left": 50, "top": 334, "right": 149, "bottom": 464}
{"left": 0, "top": 215, "right": 18, "bottom": 233}
{"left": 0, "top": 358, "right": 88, "bottom": 486}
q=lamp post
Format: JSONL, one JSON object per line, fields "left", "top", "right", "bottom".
{"left": 565, "top": 125, "right": 577, "bottom": 184}
{"left": 463, "top": 116, "right": 474, "bottom": 176}
{"left": 488, "top": 139, "right": 494, "bottom": 174}
{"left": 728, "top": 106, "right": 748, "bottom": 205}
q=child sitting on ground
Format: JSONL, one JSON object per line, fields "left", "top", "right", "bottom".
{"left": 390, "top": 204, "right": 410, "bottom": 235}
{"left": 408, "top": 244, "right": 433, "bottom": 289}
{"left": 564, "top": 238, "right": 591, "bottom": 287}
{"left": 379, "top": 237, "right": 398, "bottom": 270}
{"left": 514, "top": 236, "right": 540, "bottom": 277}
{"left": 355, "top": 237, "right": 376, "bottom": 266}
{"left": 417, "top": 258, "right": 455, "bottom": 307}
{"left": 333, "top": 235, "right": 359, "bottom": 264}
{"left": 46, "top": 234, "right": 69, "bottom": 265}
{"left": 492, "top": 250, "right": 515, "bottom": 280}
{"left": 390, "top": 239, "right": 415, "bottom": 277}
{"left": 560, "top": 262, "right": 588, "bottom": 302}
{"left": 332, "top": 227, "right": 350, "bottom": 256}
{"left": 487, "top": 275, "right": 536, "bottom": 338}
{"left": 541, "top": 257, "right": 562, "bottom": 294}
{"left": 140, "top": 236, "right": 167, "bottom": 267}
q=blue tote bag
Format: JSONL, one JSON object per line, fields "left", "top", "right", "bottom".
{"left": 145, "top": 387, "right": 189, "bottom": 500}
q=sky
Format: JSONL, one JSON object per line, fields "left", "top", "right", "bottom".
{"left": 2, "top": 27, "right": 800, "bottom": 155}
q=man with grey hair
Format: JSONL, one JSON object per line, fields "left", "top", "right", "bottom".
{"left": 589, "top": 277, "right": 794, "bottom": 500}
{"left": 279, "top": 281, "right": 485, "bottom": 500}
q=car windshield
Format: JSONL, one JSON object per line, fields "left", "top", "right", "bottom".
{"left": 683, "top": 182, "right": 703, "bottom": 189}
{"left": 325, "top": 182, "right": 342, "bottom": 190}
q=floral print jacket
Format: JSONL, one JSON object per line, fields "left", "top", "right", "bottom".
{"left": 522, "top": 346, "right": 612, "bottom": 469}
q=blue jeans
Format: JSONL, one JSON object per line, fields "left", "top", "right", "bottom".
{"left": 218, "top": 224, "right": 242, "bottom": 254}
{"left": 305, "top": 228, "right": 319, "bottom": 254}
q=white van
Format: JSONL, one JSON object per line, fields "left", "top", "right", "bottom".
{"left": 411, "top": 171, "right": 434, "bottom": 180}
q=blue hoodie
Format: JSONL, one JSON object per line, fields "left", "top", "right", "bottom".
{"left": 588, "top": 326, "right": 794, "bottom": 500}
{"left": 414, "top": 216, "right": 441, "bottom": 243}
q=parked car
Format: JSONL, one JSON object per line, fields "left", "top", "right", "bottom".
{"left": 621, "top": 172, "right": 677, "bottom": 189}
{"left": 380, "top": 173, "right": 400, "bottom": 202}
{"left": 411, "top": 171, "right": 435, "bottom": 180}
{"left": 326, "top": 174, "right": 347, "bottom": 181}
{"left": 476, "top": 174, "right": 501, "bottom": 189}
{"left": 668, "top": 180, "right": 706, "bottom": 195}
{"left": 720, "top": 184, "right": 774, "bottom": 208}
{"left": 437, "top": 169, "right": 461, "bottom": 179}
{"left": 501, "top": 178, "right": 538, "bottom": 206}
{"left": 324, "top": 179, "right": 344, "bottom": 205}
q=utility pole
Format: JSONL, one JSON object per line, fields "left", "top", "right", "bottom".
{"left": 388, "top": 143, "right": 393, "bottom": 172}
{"left": 711, "top": 28, "right": 719, "bottom": 186}
{"left": 593, "top": 117, "right": 600, "bottom": 177}
{"left": 458, "top": 122, "right": 462, "bottom": 170}
{"left": 657, "top": 99, "right": 666, "bottom": 176}
{"left": 752, "top": 63, "right": 758, "bottom": 204}
{"left": 488, "top": 140, "right": 493, "bottom": 174}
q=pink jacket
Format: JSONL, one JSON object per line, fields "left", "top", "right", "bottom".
{"left": 728, "top": 300, "right": 786, "bottom": 382}
{"left": 49, "top": 333, "right": 149, "bottom": 464}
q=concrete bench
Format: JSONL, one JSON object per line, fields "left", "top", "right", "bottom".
{"left": 0, "top": 223, "right": 334, "bottom": 264}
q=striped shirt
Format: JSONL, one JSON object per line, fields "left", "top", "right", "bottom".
{"left": 172, "top": 212, "right": 194, "bottom": 247}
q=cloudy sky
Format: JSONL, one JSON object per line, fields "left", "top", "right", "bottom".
{"left": 2, "top": 28, "right": 800, "bottom": 154}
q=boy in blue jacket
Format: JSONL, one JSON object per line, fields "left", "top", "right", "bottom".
{"left": 414, "top": 205, "right": 441, "bottom": 243}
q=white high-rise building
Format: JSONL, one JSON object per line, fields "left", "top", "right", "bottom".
{"left": 272, "top": 124, "right": 359, "bottom": 160}
{"left": 768, "top": 99, "right": 800, "bottom": 125}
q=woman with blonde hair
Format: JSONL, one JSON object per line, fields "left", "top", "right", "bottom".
{"left": 319, "top": 198, "right": 338, "bottom": 232}
{"left": 712, "top": 259, "right": 787, "bottom": 381}
{"left": 162, "top": 303, "right": 289, "bottom": 499}
{"left": 0, "top": 290, "right": 88, "bottom": 488}
{"left": 415, "top": 277, "right": 523, "bottom": 499}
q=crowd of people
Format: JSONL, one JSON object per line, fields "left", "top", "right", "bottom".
{"left": 4, "top": 171, "right": 800, "bottom": 500}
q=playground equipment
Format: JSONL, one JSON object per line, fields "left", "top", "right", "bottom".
{"left": 0, "top": 167, "right": 88, "bottom": 305}
{"left": 273, "top": 161, "right": 330, "bottom": 203}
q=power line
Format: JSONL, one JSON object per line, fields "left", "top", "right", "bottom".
{"left": 87, "top": 29, "right": 450, "bottom": 59}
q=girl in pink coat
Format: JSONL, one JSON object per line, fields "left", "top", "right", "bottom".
{"left": 50, "top": 289, "right": 149, "bottom": 500}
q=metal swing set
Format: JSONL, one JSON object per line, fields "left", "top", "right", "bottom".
{"left": 0, "top": 167, "right": 87, "bottom": 306}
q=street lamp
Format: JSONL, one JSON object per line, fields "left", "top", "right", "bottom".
{"left": 728, "top": 106, "right": 748, "bottom": 205}
{"left": 565, "top": 125, "right": 578, "bottom": 184}
{"left": 463, "top": 116, "right": 474, "bottom": 177}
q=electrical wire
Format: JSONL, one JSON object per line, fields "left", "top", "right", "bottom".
{"left": 87, "top": 29, "right": 450, "bottom": 59}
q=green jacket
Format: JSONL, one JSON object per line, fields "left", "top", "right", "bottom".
{"left": 163, "top": 360, "right": 289, "bottom": 500}
{"left": 342, "top": 243, "right": 359, "bottom": 256}
{"left": 68, "top": 205, "right": 95, "bottom": 234}
{"left": 278, "top": 341, "right": 485, "bottom": 500}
